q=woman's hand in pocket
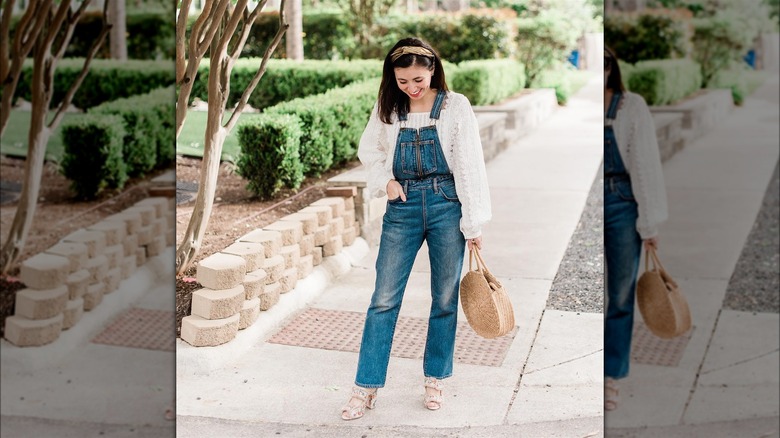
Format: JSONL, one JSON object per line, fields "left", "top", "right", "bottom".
{"left": 386, "top": 180, "right": 406, "bottom": 202}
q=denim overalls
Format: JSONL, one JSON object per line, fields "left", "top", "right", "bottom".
{"left": 604, "top": 91, "right": 643, "bottom": 379}
{"left": 355, "top": 90, "right": 466, "bottom": 388}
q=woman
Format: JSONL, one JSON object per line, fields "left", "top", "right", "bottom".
{"left": 341, "top": 37, "right": 492, "bottom": 420}
{"left": 603, "top": 46, "right": 668, "bottom": 411}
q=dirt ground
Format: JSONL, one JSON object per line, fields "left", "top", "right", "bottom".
{"left": 174, "top": 156, "right": 361, "bottom": 335}
{"left": 0, "top": 154, "right": 173, "bottom": 337}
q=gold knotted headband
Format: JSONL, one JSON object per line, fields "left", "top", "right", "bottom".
{"left": 390, "top": 46, "right": 435, "bottom": 62}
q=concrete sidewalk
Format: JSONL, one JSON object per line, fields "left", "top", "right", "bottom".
{"left": 606, "top": 77, "right": 780, "bottom": 434}
{"left": 176, "top": 74, "right": 604, "bottom": 436}
{"left": 0, "top": 248, "right": 176, "bottom": 437}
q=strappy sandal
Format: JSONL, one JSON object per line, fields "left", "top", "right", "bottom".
{"left": 423, "top": 377, "right": 444, "bottom": 411}
{"left": 340, "top": 387, "right": 377, "bottom": 420}
{"left": 605, "top": 377, "right": 620, "bottom": 411}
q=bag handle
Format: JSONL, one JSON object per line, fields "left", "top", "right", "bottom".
{"left": 470, "top": 247, "right": 502, "bottom": 290}
{"left": 644, "top": 247, "right": 679, "bottom": 290}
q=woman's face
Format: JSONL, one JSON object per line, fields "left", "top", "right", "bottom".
{"left": 394, "top": 64, "right": 433, "bottom": 101}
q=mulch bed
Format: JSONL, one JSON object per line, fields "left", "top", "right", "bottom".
{"left": 174, "top": 155, "right": 362, "bottom": 336}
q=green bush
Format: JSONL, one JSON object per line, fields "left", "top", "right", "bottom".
{"left": 10, "top": 9, "right": 174, "bottom": 60}
{"left": 190, "top": 59, "right": 381, "bottom": 109}
{"left": 14, "top": 59, "right": 174, "bottom": 110}
{"left": 236, "top": 114, "right": 304, "bottom": 199}
{"left": 691, "top": 16, "right": 755, "bottom": 87}
{"left": 625, "top": 59, "right": 702, "bottom": 105}
{"left": 516, "top": 10, "right": 582, "bottom": 84}
{"left": 605, "top": 12, "right": 688, "bottom": 64}
{"left": 60, "top": 114, "right": 128, "bottom": 199}
{"left": 91, "top": 86, "right": 175, "bottom": 175}
{"left": 265, "top": 78, "right": 379, "bottom": 176}
{"left": 450, "top": 60, "right": 526, "bottom": 106}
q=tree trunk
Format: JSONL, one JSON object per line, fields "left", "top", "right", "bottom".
{"left": 109, "top": 0, "right": 127, "bottom": 60}
{"left": 285, "top": 0, "right": 303, "bottom": 60}
{"left": 0, "top": 53, "right": 52, "bottom": 274}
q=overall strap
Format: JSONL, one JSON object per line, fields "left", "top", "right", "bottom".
{"left": 429, "top": 89, "right": 447, "bottom": 120}
{"left": 605, "top": 91, "right": 622, "bottom": 121}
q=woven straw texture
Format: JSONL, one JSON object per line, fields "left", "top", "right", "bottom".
{"left": 636, "top": 249, "right": 692, "bottom": 339}
{"left": 460, "top": 249, "right": 515, "bottom": 339}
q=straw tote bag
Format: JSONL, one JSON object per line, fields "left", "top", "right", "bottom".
{"left": 636, "top": 248, "right": 692, "bottom": 339}
{"left": 460, "top": 247, "right": 515, "bottom": 339}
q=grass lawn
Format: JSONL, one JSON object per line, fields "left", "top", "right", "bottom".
{"left": 176, "top": 110, "right": 265, "bottom": 163}
{"left": 0, "top": 110, "right": 80, "bottom": 162}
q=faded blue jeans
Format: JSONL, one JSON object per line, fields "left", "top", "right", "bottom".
{"left": 604, "top": 176, "right": 643, "bottom": 379}
{"left": 355, "top": 175, "right": 466, "bottom": 388}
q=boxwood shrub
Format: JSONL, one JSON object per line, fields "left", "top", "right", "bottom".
{"left": 60, "top": 114, "right": 128, "bottom": 199}
{"left": 625, "top": 59, "right": 702, "bottom": 105}
{"left": 450, "top": 60, "right": 526, "bottom": 106}
{"left": 236, "top": 114, "right": 305, "bottom": 199}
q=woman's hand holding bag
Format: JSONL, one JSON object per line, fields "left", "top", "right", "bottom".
{"left": 459, "top": 247, "right": 515, "bottom": 339}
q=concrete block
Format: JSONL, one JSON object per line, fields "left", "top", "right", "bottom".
{"left": 121, "top": 255, "right": 137, "bottom": 279}
{"left": 103, "top": 244, "right": 123, "bottom": 270}
{"left": 146, "top": 235, "right": 166, "bottom": 257}
{"left": 313, "top": 224, "right": 331, "bottom": 246}
{"left": 123, "top": 234, "right": 139, "bottom": 257}
{"left": 151, "top": 217, "right": 166, "bottom": 237}
{"left": 325, "top": 186, "right": 357, "bottom": 198}
{"left": 344, "top": 196, "right": 355, "bottom": 211}
{"left": 263, "top": 221, "right": 303, "bottom": 246}
{"left": 279, "top": 267, "right": 298, "bottom": 294}
{"left": 342, "top": 209, "right": 356, "bottom": 229}
{"left": 125, "top": 205, "right": 155, "bottom": 226}
{"left": 136, "top": 247, "right": 147, "bottom": 267}
{"left": 134, "top": 197, "right": 168, "bottom": 218}
{"left": 280, "top": 213, "right": 318, "bottom": 235}
{"left": 258, "top": 282, "right": 281, "bottom": 310}
{"left": 312, "top": 247, "right": 323, "bottom": 266}
{"left": 191, "top": 285, "right": 245, "bottom": 320}
{"left": 196, "top": 253, "right": 246, "bottom": 290}
{"left": 298, "top": 254, "right": 314, "bottom": 279}
{"left": 87, "top": 221, "right": 126, "bottom": 246}
{"left": 62, "top": 298, "right": 84, "bottom": 330}
{"left": 262, "top": 255, "right": 285, "bottom": 283}
{"left": 180, "top": 314, "right": 240, "bottom": 347}
{"left": 83, "top": 283, "right": 104, "bottom": 311}
{"left": 137, "top": 225, "right": 153, "bottom": 246}
{"left": 238, "top": 298, "right": 261, "bottom": 330}
{"left": 299, "top": 234, "right": 314, "bottom": 257}
{"left": 279, "top": 244, "right": 301, "bottom": 269}
{"left": 62, "top": 229, "right": 106, "bottom": 258}
{"left": 65, "top": 269, "right": 90, "bottom": 300}
{"left": 166, "top": 227, "right": 175, "bottom": 247}
{"left": 238, "top": 229, "right": 282, "bottom": 258}
{"left": 329, "top": 216, "right": 345, "bottom": 236}
{"left": 342, "top": 226, "right": 357, "bottom": 246}
{"left": 243, "top": 269, "right": 267, "bottom": 300}
{"left": 19, "top": 253, "right": 70, "bottom": 290}
{"left": 106, "top": 211, "right": 142, "bottom": 235}
{"left": 103, "top": 267, "right": 122, "bottom": 294}
{"left": 311, "top": 197, "right": 346, "bottom": 218}
{"left": 221, "top": 242, "right": 265, "bottom": 272}
{"left": 322, "top": 235, "right": 343, "bottom": 257}
{"left": 14, "top": 286, "right": 68, "bottom": 320}
{"left": 298, "top": 205, "right": 332, "bottom": 226}
{"left": 44, "top": 242, "right": 88, "bottom": 273}
{"left": 84, "top": 255, "right": 109, "bottom": 284}
{"left": 4, "top": 314, "right": 63, "bottom": 347}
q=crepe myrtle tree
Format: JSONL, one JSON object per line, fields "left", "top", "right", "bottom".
{"left": 0, "top": 0, "right": 111, "bottom": 274}
{"left": 174, "top": 0, "right": 289, "bottom": 274}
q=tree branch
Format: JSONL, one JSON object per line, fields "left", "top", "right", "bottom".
{"left": 0, "top": 0, "right": 18, "bottom": 84}
{"left": 225, "top": 0, "right": 288, "bottom": 132}
{"left": 176, "top": 0, "right": 193, "bottom": 84}
{"left": 53, "top": 0, "right": 92, "bottom": 58}
{"left": 229, "top": 0, "right": 266, "bottom": 61}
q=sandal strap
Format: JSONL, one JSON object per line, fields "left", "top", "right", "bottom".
{"left": 424, "top": 377, "right": 444, "bottom": 391}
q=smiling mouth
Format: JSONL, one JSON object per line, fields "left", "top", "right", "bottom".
{"left": 409, "top": 89, "right": 423, "bottom": 98}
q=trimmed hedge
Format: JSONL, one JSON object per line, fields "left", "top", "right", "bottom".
{"left": 264, "top": 78, "right": 379, "bottom": 176}
{"left": 60, "top": 114, "right": 128, "bottom": 199}
{"left": 236, "top": 114, "right": 304, "bottom": 199}
{"left": 625, "top": 59, "right": 702, "bottom": 105}
{"left": 14, "top": 59, "right": 175, "bottom": 110}
{"left": 450, "top": 60, "right": 526, "bottom": 106}
{"left": 190, "top": 59, "right": 382, "bottom": 109}
{"left": 605, "top": 11, "right": 690, "bottom": 64}
{"left": 10, "top": 9, "right": 174, "bottom": 60}
{"left": 91, "top": 86, "right": 175, "bottom": 176}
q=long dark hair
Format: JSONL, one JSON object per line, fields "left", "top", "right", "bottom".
{"left": 377, "top": 37, "right": 448, "bottom": 124}
{"left": 605, "top": 46, "right": 626, "bottom": 92}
